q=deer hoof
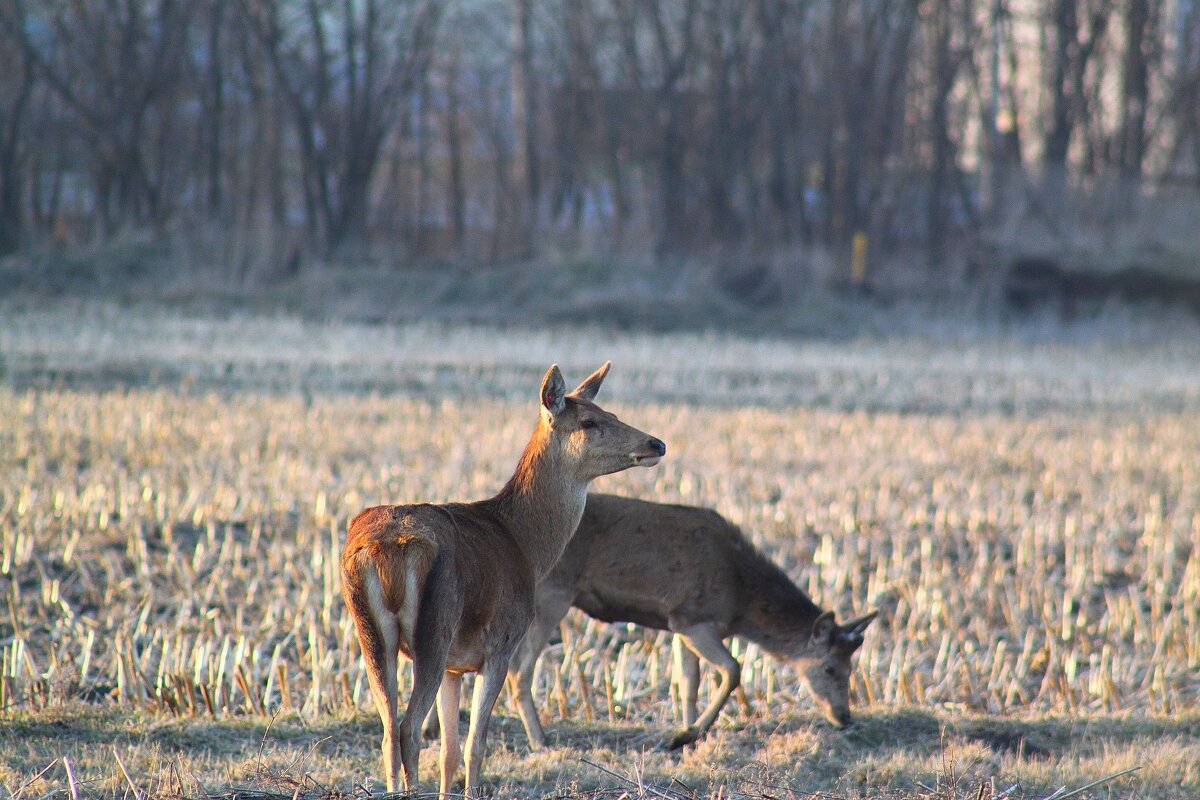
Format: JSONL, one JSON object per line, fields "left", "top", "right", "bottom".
{"left": 422, "top": 717, "right": 440, "bottom": 740}
{"left": 659, "top": 727, "right": 699, "bottom": 751}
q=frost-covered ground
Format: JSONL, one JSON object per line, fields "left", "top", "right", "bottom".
{"left": 1, "top": 300, "right": 1198, "bottom": 799}
{"left": 3, "top": 300, "right": 1200, "bottom": 413}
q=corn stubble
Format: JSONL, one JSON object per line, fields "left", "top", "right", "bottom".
{"left": 1, "top": 338, "right": 1198, "bottom": 797}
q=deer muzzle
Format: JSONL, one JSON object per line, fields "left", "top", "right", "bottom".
{"left": 631, "top": 437, "right": 667, "bottom": 466}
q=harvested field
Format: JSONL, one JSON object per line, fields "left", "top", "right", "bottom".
{"left": 1, "top": 302, "right": 1198, "bottom": 799}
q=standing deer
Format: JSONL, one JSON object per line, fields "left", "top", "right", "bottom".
{"left": 508, "top": 493, "right": 878, "bottom": 750}
{"left": 341, "top": 364, "right": 664, "bottom": 797}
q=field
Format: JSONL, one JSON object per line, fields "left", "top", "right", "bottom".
{"left": 2, "top": 301, "right": 1199, "bottom": 799}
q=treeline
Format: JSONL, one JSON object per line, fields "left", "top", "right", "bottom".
{"left": 1, "top": 0, "right": 1198, "bottom": 274}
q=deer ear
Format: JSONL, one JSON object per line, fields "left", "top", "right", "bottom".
{"left": 571, "top": 361, "right": 611, "bottom": 401}
{"left": 540, "top": 364, "right": 567, "bottom": 416}
{"left": 834, "top": 611, "right": 877, "bottom": 653}
{"left": 844, "top": 610, "right": 878, "bottom": 638}
{"left": 811, "top": 611, "right": 837, "bottom": 644}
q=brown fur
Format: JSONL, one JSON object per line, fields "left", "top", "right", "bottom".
{"left": 341, "top": 364, "right": 664, "bottom": 797}
{"left": 347, "top": 507, "right": 439, "bottom": 615}
{"left": 508, "top": 493, "right": 878, "bottom": 750}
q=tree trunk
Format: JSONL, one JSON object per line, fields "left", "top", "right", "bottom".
{"left": 511, "top": 0, "right": 539, "bottom": 255}
{"left": 1044, "top": 0, "right": 1078, "bottom": 169}
{"left": 444, "top": 48, "right": 466, "bottom": 254}
{"left": 1118, "top": 0, "right": 1151, "bottom": 179}
{"left": 207, "top": 0, "right": 226, "bottom": 216}
{"left": 0, "top": 51, "right": 32, "bottom": 256}
{"left": 927, "top": 0, "right": 954, "bottom": 266}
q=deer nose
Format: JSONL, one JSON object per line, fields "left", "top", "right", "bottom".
{"left": 648, "top": 438, "right": 666, "bottom": 457}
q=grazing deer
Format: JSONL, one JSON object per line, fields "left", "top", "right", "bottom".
{"left": 508, "top": 493, "right": 878, "bottom": 750}
{"left": 341, "top": 364, "right": 664, "bottom": 797}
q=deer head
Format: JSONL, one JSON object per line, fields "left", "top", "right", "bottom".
{"left": 538, "top": 362, "right": 666, "bottom": 480}
{"left": 793, "top": 610, "right": 878, "bottom": 728}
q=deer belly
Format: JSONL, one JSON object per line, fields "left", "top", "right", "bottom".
{"left": 393, "top": 635, "right": 484, "bottom": 674}
{"left": 575, "top": 590, "right": 670, "bottom": 630}
{"left": 446, "top": 636, "right": 486, "bottom": 674}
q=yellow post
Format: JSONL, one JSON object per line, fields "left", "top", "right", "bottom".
{"left": 851, "top": 230, "right": 868, "bottom": 286}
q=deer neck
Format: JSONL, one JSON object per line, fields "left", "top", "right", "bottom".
{"left": 493, "top": 424, "right": 589, "bottom": 578}
{"left": 735, "top": 567, "right": 826, "bottom": 661}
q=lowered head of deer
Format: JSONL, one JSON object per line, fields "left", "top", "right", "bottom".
{"left": 533, "top": 361, "right": 666, "bottom": 481}
{"left": 793, "top": 610, "right": 877, "bottom": 728}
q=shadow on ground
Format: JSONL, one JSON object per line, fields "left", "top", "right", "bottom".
{"left": 4, "top": 705, "right": 1199, "bottom": 798}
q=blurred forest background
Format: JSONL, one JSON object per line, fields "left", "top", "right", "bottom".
{"left": 3, "top": 0, "right": 1200, "bottom": 324}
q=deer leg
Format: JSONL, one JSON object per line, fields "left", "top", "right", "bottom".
{"left": 422, "top": 704, "right": 440, "bottom": 740}
{"left": 398, "top": 647, "right": 445, "bottom": 792}
{"left": 464, "top": 653, "right": 513, "bottom": 798}
{"left": 372, "top": 636, "right": 402, "bottom": 792}
{"left": 349, "top": 569, "right": 403, "bottom": 791}
{"left": 437, "top": 673, "right": 463, "bottom": 795}
{"left": 672, "top": 634, "right": 701, "bottom": 727}
{"left": 508, "top": 587, "right": 573, "bottom": 750}
{"left": 398, "top": 569, "right": 454, "bottom": 794}
{"left": 664, "top": 624, "right": 740, "bottom": 750}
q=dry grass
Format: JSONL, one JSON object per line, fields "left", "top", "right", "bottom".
{"left": 2, "top": 303, "right": 1199, "bottom": 799}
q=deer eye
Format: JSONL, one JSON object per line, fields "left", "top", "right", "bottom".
{"left": 824, "top": 666, "right": 837, "bottom": 676}
{"left": 580, "top": 419, "right": 597, "bottom": 431}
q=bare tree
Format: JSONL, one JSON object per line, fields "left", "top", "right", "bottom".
{"left": 1117, "top": 0, "right": 1159, "bottom": 179}
{"left": 926, "top": 0, "right": 971, "bottom": 264}
{"left": 696, "top": 0, "right": 753, "bottom": 243}
{"left": 1173, "top": 0, "right": 1200, "bottom": 189}
{"left": 754, "top": 0, "right": 812, "bottom": 245}
{"left": 4, "top": 0, "right": 195, "bottom": 233}
{"left": 203, "top": 0, "right": 228, "bottom": 216}
{"left": 3, "top": 0, "right": 1199, "bottom": 280}
{"left": 511, "top": 0, "right": 539, "bottom": 253}
{"left": 616, "top": 0, "right": 698, "bottom": 254}
{"left": 1043, "top": 0, "right": 1111, "bottom": 178}
{"left": 239, "top": 0, "right": 441, "bottom": 254}
{"left": 0, "top": 9, "right": 36, "bottom": 255}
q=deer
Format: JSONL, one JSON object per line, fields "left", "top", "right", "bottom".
{"left": 340, "top": 363, "right": 665, "bottom": 797}
{"left": 506, "top": 493, "right": 878, "bottom": 750}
